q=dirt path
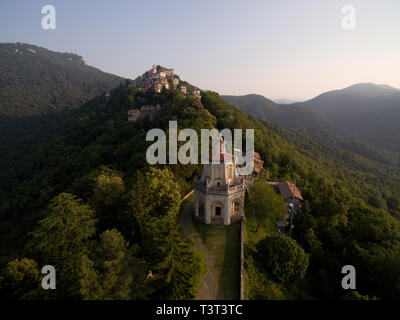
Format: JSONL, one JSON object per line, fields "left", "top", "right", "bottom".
{"left": 180, "top": 199, "right": 240, "bottom": 300}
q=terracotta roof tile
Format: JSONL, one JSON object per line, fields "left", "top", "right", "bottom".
{"left": 278, "top": 181, "right": 303, "bottom": 201}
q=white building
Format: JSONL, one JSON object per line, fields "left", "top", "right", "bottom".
{"left": 194, "top": 138, "right": 245, "bottom": 225}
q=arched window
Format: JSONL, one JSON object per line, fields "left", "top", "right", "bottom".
{"left": 232, "top": 199, "right": 241, "bottom": 218}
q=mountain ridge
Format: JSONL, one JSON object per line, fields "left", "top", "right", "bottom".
{"left": 0, "top": 42, "right": 124, "bottom": 117}
{"left": 221, "top": 94, "right": 331, "bottom": 131}
{"left": 296, "top": 82, "right": 400, "bottom": 153}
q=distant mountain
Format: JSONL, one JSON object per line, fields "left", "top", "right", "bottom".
{"left": 296, "top": 83, "right": 400, "bottom": 153}
{"left": 274, "top": 98, "right": 298, "bottom": 104}
{"left": 0, "top": 43, "right": 124, "bottom": 117}
{"left": 222, "top": 93, "right": 399, "bottom": 169}
{"left": 221, "top": 94, "right": 331, "bottom": 131}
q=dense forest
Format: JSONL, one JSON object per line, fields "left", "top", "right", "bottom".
{"left": 0, "top": 43, "right": 125, "bottom": 211}
{"left": 0, "top": 55, "right": 399, "bottom": 299}
{"left": 0, "top": 43, "right": 123, "bottom": 117}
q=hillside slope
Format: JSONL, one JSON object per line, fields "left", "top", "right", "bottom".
{"left": 0, "top": 71, "right": 399, "bottom": 300}
{"left": 0, "top": 43, "right": 125, "bottom": 190}
{"left": 0, "top": 43, "right": 124, "bottom": 117}
{"left": 222, "top": 93, "right": 399, "bottom": 168}
{"left": 221, "top": 94, "right": 331, "bottom": 131}
{"left": 296, "top": 83, "right": 400, "bottom": 153}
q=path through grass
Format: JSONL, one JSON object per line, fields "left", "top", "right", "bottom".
{"left": 180, "top": 198, "right": 240, "bottom": 300}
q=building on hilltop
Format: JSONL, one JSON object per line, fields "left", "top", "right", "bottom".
{"left": 192, "top": 89, "right": 201, "bottom": 99}
{"left": 194, "top": 137, "right": 246, "bottom": 225}
{"left": 157, "top": 66, "right": 174, "bottom": 77}
{"left": 253, "top": 152, "right": 264, "bottom": 175}
{"left": 127, "top": 104, "right": 160, "bottom": 122}
{"left": 128, "top": 109, "right": 141, "bottom": 121}
{"left": 180, "top": 86, "right": 187, "bottom": 94}
{"left": 129, "top": 64, "right": 176, "bottom": 93}
{"left": 154, "top": 78, "right": 169, "bottom": 93}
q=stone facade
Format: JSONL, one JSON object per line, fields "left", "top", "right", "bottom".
{"left": 194, "top": 138, "right": 245, "bottom": 225}
{"left": 127, "top": 104, "right": 160, "bottom": 121}
{"left": 128, "top": 64, "right": 177, "bottom": 93}
{"left": 192, "top": 89, "right": 201, "bottom": 99}
{"left": 180, "top": 86, "right": 187, "bottom": 94}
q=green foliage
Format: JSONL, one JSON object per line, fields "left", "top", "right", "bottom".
{"left": 345, "top": 238, "right": 400, "bottom": 300}
{"left": 0, "top": 70, "right": 399, "bottom": 300}
{"left": 128, "top": 168, "right": 181, "bottom": 230}
{"left": 348, "top": 205, "right": 400, "bottom": 244}
{"left": 244, "top": 255, "right": 285, "bottom": 300}
{"left": 128, "top": 167, "right": 206, "bottom": 299}
{"left": 0, "top": 43, "right": 123, "bottom": 117}
{"left": 25, "top": 193, "right": 97, "bottom": 284}
{"left": 256, "top": 233, "right": 309, "bottom": 284}
{"left": 155, "top": 226, "right": 207, "bottom": 300}
{"left": 245, "top": 178, "right": 286, "bottom": 229}
{"left": 79, "top": 229, "right": 146, "bottom": 300}
{"left": 0, "top": 258, "right": 40, "bottom": 299}
{"left": 91, "top": 170, "right": 127, "bottom": 231}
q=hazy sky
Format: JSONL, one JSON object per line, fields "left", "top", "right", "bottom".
{"left": 1, "top": 0, "right": 399, "bottom": 100}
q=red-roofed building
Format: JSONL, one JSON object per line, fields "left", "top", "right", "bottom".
{"left": 268, "top": 180, "right": 303, "bottom": 236}
{"left": 253, "top": 152, "right": 264, "bottom": 175}
{"left": 277, "top": 181, "right": 303, "bottom": 201}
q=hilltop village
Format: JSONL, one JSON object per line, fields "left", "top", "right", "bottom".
{"left": 128, "top": 64, "right": 201, "bottom": 96}
{"left": 125, "top": 65, "right": 201, "bottom": 122}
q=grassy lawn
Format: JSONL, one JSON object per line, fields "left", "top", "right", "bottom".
{"left": 179, "top": 198, "right": 241, "bottom": 300}
{"left": 192, "top": 218, "right": 241, "bottom": 300}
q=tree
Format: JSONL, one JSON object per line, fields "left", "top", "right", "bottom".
{"left": 256, "top": 233, "right": 309, "bottom": 284}
{"left": 128, "top": 167, "right": 206, "bottom": 299}
{"left": 312, "top": 183, "right": 352, "bottom": 231}
{"left": 293, "top": 200, "right": 319, "bottom": 251}
{"left": 91, "top": 171, "right": 126, "bottom": 230}
{"left": 154, "top": 221, "right": 207, "bottom": 300}
{"left": 245, "top": 178, "right": 286, "bottom": 231}
{"left": 0, "top": 258, "right": 40, "bottom": 299}
{"left": 79, "top": 229, "right": 147, "bottom": 300}
{"left": 348, "top": 204, "right": 400, "bottom": 244}
{"left": 26, "top": 193, "right": 97, "bottom": 289}
{"left": 128, "top": 167, "right": 181, "bottom": 241}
